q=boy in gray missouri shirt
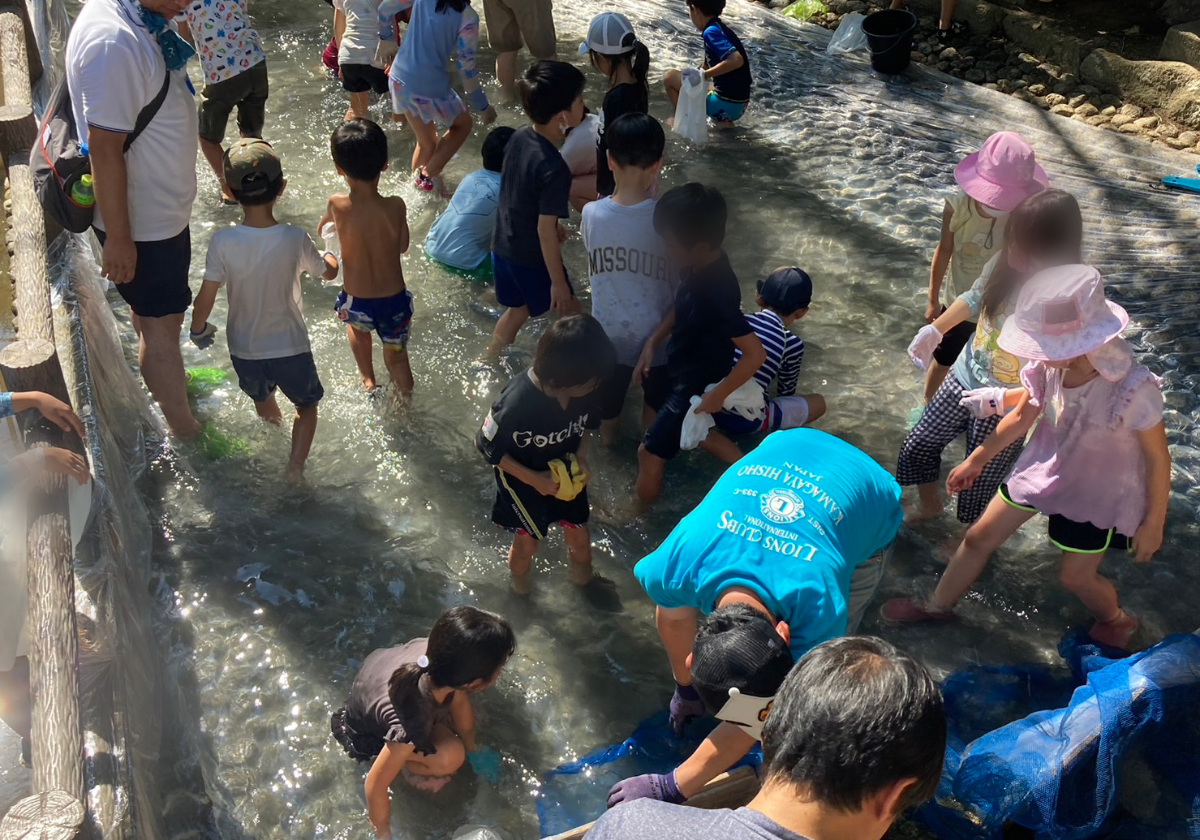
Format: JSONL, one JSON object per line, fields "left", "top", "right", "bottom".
{"left": 587, "top": 636, "right": 946, "bottom": 840}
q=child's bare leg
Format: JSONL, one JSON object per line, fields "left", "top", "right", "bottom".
{"left": 803, "top": 394, "right": 827, "bottom": 423}
{"left": 383, "top": 346, "right": 414, "bottom": 398}
{"left": 200, "top": 137, "right": 235, "bottom": 202}
{"left": 425, "top": 111, "right": 472, "bottom": 178}
{"left": 929, "top": 496, "right": 1033, "bottom": 610}
{"left": 496, "top": 51, "right": 519, "bottom": 102}
{"left": 487, "top": 306, "right": 530, "bottom": 357}
{"left": 347, "top": 90, "right": 370, "bottom": 122}
{"left": 570, "top": 173, "right": 597, "bottom": 213}
{"left": 642, "top": 404, "right": 657, "bottom": 430}
{"left": 286, "top": 404, "right": 319, "bottom": 484}
{"left": 699, "top": 428, "right": 742, "bottom": 465}
{"left": 663, "top": 69, "right": 682, "bottom": 110}
{"left": 346, "top": 326, "right": 377, "bottom": 390}
{"left": 1058, "top": 551, "right": 1122, "bottom": 624}
{"left": 408, "top": 115, "right": 438, "bottom": 174}
{"left": 636, "top": 444, "right": 666, "bottom": 506}
{"left": 253, "top": 394, "right": 284, "bottom": 426}
{"left": 406, "top": 725, "right": 466, "bottom": 778}
{"left": 600, "top": 418, "right": 619, "bottom": 447}
{"left": 564, "top": 524, "right": 593, "bottom": 586}
{"left": 904, "top": 482, "right": 945, "bottom": 525}
{"left": 508, "top": 531, "right": 538, "bottom": 594}
{"left": 924, "top": 362, "right": 950, "bottom": 405}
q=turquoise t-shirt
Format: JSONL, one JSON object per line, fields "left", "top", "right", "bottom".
{"left": 634, "top": 429, "right": 902, "bottom": 659}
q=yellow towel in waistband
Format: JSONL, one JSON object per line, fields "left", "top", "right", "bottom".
{"left": 548, "top": 454, "right": 589, "bottom": 501}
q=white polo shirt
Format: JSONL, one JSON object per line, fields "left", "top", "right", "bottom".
{"left": 65, "top": 0, "right": 198, "bottom": 242}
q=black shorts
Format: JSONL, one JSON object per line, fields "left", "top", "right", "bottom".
{"left": 642, "top": 372, "right": 712, "bottom": 461}
{"left": 330, "top": 707, "right": 384, "bottom": 762}
{"left": 340, "top": 62, "right": 389, "bottom": 94}
{"left": 933, "top": 318, "right": 977, "bottom": 367}
{"left": 198, "top": 61, "right": 269, "bottom": 144}
{"left": 999, "top": 485, "right": 1132, "bottom": 554}
{"left": 492, "top": 252, "right": 573, "bottom": 318}
{"left": 596, "top": 364, "right": 672, "bottom": 422}
{"left": 492, "top": 467, "right": 589, "bottom": 540}
{"left": 95, "top": 227, "right": 192, "bottom": 318}
{"left": 231, "top": 353, "right": 324, "bottom": 409}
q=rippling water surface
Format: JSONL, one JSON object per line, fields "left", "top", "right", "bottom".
{"left": 112, "top": 1, "right": 1200, "bottom": 837}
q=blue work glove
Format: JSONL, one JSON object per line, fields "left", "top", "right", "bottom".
{"left": 466, "top": 747, "right": 502, "bottom": 784}
{"left": 606, "top": 771, "right": 686, "bottom": 809}
{"left": 669, "top": 682, "right": 705, "bottom": 737}
{"left": 189, "top": 322, "right": 217, "bottom": 350}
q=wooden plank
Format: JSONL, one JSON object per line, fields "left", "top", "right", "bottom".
{"left": 0, "top": 790, "right": 84, "bottom": 840}
{"left": 541, "top": 766, "right": 761, "bottom": 840}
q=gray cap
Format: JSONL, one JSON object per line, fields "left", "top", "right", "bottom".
{"left": 578, "top": 12, "right": 636, "bottom": 56}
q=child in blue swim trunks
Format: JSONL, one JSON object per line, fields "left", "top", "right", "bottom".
{"left": 664, "top": 0, "right": 752, "bottom": 127}
{"left": 320, "top": 119, "right": 416, "bottom": 396}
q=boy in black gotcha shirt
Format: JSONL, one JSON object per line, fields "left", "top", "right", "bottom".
{"left": 477, "top": 315, "right": 616, "bottom": 593}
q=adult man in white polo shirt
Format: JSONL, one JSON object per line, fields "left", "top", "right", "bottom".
{"left": 66, "top": 0, "right": 202, "bottom": 440}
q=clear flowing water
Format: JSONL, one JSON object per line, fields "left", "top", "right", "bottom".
{"left": 111, "top": 1, "right": 1200, "bottom": 838}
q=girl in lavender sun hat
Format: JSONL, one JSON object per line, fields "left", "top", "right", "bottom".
{"left": 885, "top": 264, "right": 1172, "bottom": 651}
{"left": 919, "top": 131, "right": 1050, "bottom": 404}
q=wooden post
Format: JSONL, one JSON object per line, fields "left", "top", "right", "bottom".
{"left": 0, "top": 3, "right": 42, "bottom": 90}
{"left": 0, "top": 7, "right": 53, "bottom": 343}
{"left": 0, "top": 339, "right": 85, "bottom": 813}
{"left": 0, "top": 790, "right": 84, "bottom": 840}
{"left": 540, "top": 767, "right": 762, "bottom": 840}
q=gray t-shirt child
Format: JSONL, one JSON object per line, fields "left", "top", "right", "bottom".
{"left": 587, "top": 801, "right": 812, "bottom": 840}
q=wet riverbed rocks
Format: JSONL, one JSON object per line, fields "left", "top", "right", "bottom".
{"left": 757, "top": 0, "right": 1200, "bottom": 155}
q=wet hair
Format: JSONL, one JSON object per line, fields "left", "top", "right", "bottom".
{"left": 230, "top": 172, "right": 284, "bottom": 207}
{"left": 330, "top": 119, "right": 389, "bottom": 182}
{"left": 436, "top": 0, "right": 468, "bottom": 11}
{"left": 691, "top": 604, "right": 794, "bottom": 717}
{"left": 980, "top": 189, "right": 1083, "bottom": 323}
{"left": 520, "top": 60, "right": 587, "bottom": 126}
{"left": 654, "top": 182, "right": 727, "bottom": 249}
{"left": 590, "top": 39, "right": 650, "bottom": 98}
{"left": 761, "top": 637, "right": 945, "bottom": 815}
{"left": 481, "top": 126, "right": 516, "bottom": 173}
{"left": 687, "top": 0, "right": 726, "bottom": 18}
{"left": 533, "top": 314, "right": 617, "bottom": 390}
{"left": 606, "top": 113, "right": 665, "bottom": 170}
{"left": 386, "top": 606, "right": 515, "bottom": 755}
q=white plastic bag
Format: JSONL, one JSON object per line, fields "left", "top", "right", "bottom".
{"left": 672, "top": 71, "right": 708, "bottom": 146}
{"left": 827, "top": 12, "right": 868, "bottom": 55}
{"left": 680, "top": 380, "right": 766, "bottom": 450}
{"left": 560, "top": 113, "right": 601, "bottom": 176}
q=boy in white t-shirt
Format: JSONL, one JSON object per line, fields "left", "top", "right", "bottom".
{"left": 580, "top": 113, "right": 674, "bottom": 445}
{"left": 189, "top": 140, "right": 339, "bottom": 483}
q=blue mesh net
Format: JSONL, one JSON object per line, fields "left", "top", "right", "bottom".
{"left": 536, "top": 712, "right": 762, "bottom": 836}
{"left": 917, "top": 631, "right": 1200, "bottom": 840}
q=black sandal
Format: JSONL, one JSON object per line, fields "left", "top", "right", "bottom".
{"left": 936, "top": 20, "right": 968, "bottom": 44}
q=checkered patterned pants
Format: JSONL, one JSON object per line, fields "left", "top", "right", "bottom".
{"left": 896, "top": 373, "right": 1026, "bottom": 523}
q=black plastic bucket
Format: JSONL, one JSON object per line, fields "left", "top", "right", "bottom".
{"left": 862, "top": 9, "right": 917, "bottom": 75}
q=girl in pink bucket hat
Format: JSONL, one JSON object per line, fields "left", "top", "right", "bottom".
{"left": 886, "top": 264, "right": 1171, "bottom": 651}
{"left": 919, "top": 131, "right": 1050, "bottom": 403}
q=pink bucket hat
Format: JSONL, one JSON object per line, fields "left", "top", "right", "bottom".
{"left": 998, "top": 264, "right": 1129, "bottom": 362}
{"left": 955, "top": 131, "right": 1050, "bottom": 213}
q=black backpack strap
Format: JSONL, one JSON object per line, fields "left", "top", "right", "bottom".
{"left": 122, "top": 69, "right": 172, "bottom": 153}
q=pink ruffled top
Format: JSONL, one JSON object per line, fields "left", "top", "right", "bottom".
{"left": 1005, "top": 361, "right": 1164, "bottom": 537}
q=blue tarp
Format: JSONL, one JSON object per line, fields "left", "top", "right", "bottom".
{"left": 918, "top": 631, "right": 1200, "bottom": 840}
{"left": 536, "top": 712, "right": 762, "bottom": 836}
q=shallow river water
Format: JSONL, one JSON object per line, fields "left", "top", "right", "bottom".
{"left": 71, "top": 0, "right": 1200, "bottom": 837}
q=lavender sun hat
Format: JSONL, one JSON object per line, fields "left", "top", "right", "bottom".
{"left": 998, "top": 264, "right": 1129, "bottom": 362}
{"left": 955, "top": 131, "right": 1050, "bottom": 213}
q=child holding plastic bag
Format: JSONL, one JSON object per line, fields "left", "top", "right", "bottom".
{"left": 884, "top": 264, "right": 1170, "bottom": 651}
{"left": 476, "top": 315, "right": 615, "bottom": 593}
{"left": 918, "top": 132, "right": 1048, "bottom": 403}
{"left": 898, "top": 189, "right": 1081, "bottom": 526}
{"left": 663, "top": 0, "right": 752, "bottom": 130}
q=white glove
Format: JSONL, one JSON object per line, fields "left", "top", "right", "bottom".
{"left": 321, "top": 221, "right": 341, "bottom": 257}
{"left": 907, "top": 324, "right": 943, "bottom": 371}
{"left": 960, "top": 387, "right": 1010, "bottom": 418}
{"left": 681, "top": 68, "right": 704, "bottom": 87}
{"left": 190, "top": 321, "right": 218, "bottom": 350}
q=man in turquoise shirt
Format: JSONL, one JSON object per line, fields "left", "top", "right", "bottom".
{"left": 609, "top": 428, "right": 902, "bottom": 808}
